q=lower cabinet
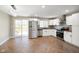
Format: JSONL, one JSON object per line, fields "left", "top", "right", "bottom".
{"left": 42, "top": 29, "right": 49, "bottom": 36}
{"left": 64, "top": 31, "right": 72, "bottom": 43}
{"left": 51, "top": 30, "right": 56, "bottom": 37}
{"left": 42, "top": 29, "right": 56, "bottom": 37}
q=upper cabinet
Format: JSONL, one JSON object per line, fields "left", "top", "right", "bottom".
{"left": 66, "top": 13, "right": 79, "bottom": 25}
{"left": 53, "top": 19, "right": 60, "bottom": 25}
{"left": 39, "top": 20, "right": 49, "bottom": 28}
{"left": 66, "top": 15, "right": 73, "bottom": 25}
{"left": 72, "top": 13, "right": 79, "bottom": 25}
{"left": 49, "top": 15, "right": 66, "bottom": 25}
{"left": 49, "top": 20, "right": 54, "bottom": 25}
{"left": 49, "top": 19, "right": 60, "bottom": 25}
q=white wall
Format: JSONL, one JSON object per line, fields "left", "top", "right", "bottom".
{"left": 9, "top": 16, "right": 15, "bottom": 38}
{"left": 0, "top": 11, "right": 10, "bottom": 45}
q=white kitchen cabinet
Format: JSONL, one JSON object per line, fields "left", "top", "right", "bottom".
{"left": 66, "top": 15, "right": 73, "bottom": 25}
{"left": 53, "top": 19, "right": 60, "bottom": 25}
{"left": 66, "top": 13, "right": 79, "bottom": 25}
{"left": 66, "top": 13, "right": 79, "bottom": 47}
{"left": 71, "top": 13, "right": 79, "bottom": 47}
{"left": 42, "top": 29, "right": 56, "bottom": 37}
{"left": 49, "top": 19, "right": 60, "bottom": 25}
{"left": 72, "top": 26, "right": 79, "bottom": 47}
{"left": 64, "top": 31, "right": 72, "bottom": 43}
{"left": 72, "top": 13, "right": 79, "bottom": 25}
{"left": 39, "top": 20, "right": 49, "bottom": 28}
{"left": 51, "top": 29, "right": 56, "bottom": 37}
{"left": 49, "top": 20, "right": 54, "bottom": 25}
{"left": 42, "top": 29, "right": 49, "bottom": 36}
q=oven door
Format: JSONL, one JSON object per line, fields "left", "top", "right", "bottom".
{"left": 56, "top": 31, "right": 63, "bottom": 38}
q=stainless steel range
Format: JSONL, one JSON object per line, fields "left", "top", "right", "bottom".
{"left": 56, "top": 28, "right": 64, "bottom": 41}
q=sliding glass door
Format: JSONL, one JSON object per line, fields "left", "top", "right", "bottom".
{"left": 22, "top": 20, "right": 28, "bottom": 37}
{"left": 15, "top": 20, "right": 22, "bottom": 37}
{"left": 15, "top": 19, "right": 29, "bottom": 38}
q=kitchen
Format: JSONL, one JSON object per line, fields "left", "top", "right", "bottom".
{"left": 29, "top": 12, "right": 79, "bottom": 48}
{"left": 0, "top": 5, "right": 79, "bottom": 53}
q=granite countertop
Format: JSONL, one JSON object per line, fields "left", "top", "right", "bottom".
{"left": 38, "top": 27, "right": 72, "bottom": 32}
{"left": 38, "top": 27, "right": 55, "bottom": 30}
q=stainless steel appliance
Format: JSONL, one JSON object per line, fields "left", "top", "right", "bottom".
{"left": 29, "top": 21, "right": 38, "bottom": 38}
{"left": 56, "top": 28, "right": 64, "bottom": 40}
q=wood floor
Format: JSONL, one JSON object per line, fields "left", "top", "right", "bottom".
{"left": 0, "top": 36, "right": 79, "bottom": 53}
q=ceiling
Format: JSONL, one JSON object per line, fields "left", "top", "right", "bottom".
{"left": 0, "top": 5, "right": 79, "bottom": 18}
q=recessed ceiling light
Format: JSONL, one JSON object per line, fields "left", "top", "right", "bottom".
{"left": 65, "top": 10, "right": 69, "bottom": 13}
{"left": 41, "top": 5, "right": 46, "bottom": 8}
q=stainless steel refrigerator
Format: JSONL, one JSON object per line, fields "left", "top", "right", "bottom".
{"left": 29, "top": 21, "right": 38, "bottom": 38}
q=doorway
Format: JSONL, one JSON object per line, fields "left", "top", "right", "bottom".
{"left": 15, "top": 19, "right": 29, "bottom": 39}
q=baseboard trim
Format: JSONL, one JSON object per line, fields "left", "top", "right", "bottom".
{"left": 64, "top": 41, "right": 79, "bottom": 48}
{"left": 0, "top": 38, "right": 10, "bottom": 46}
